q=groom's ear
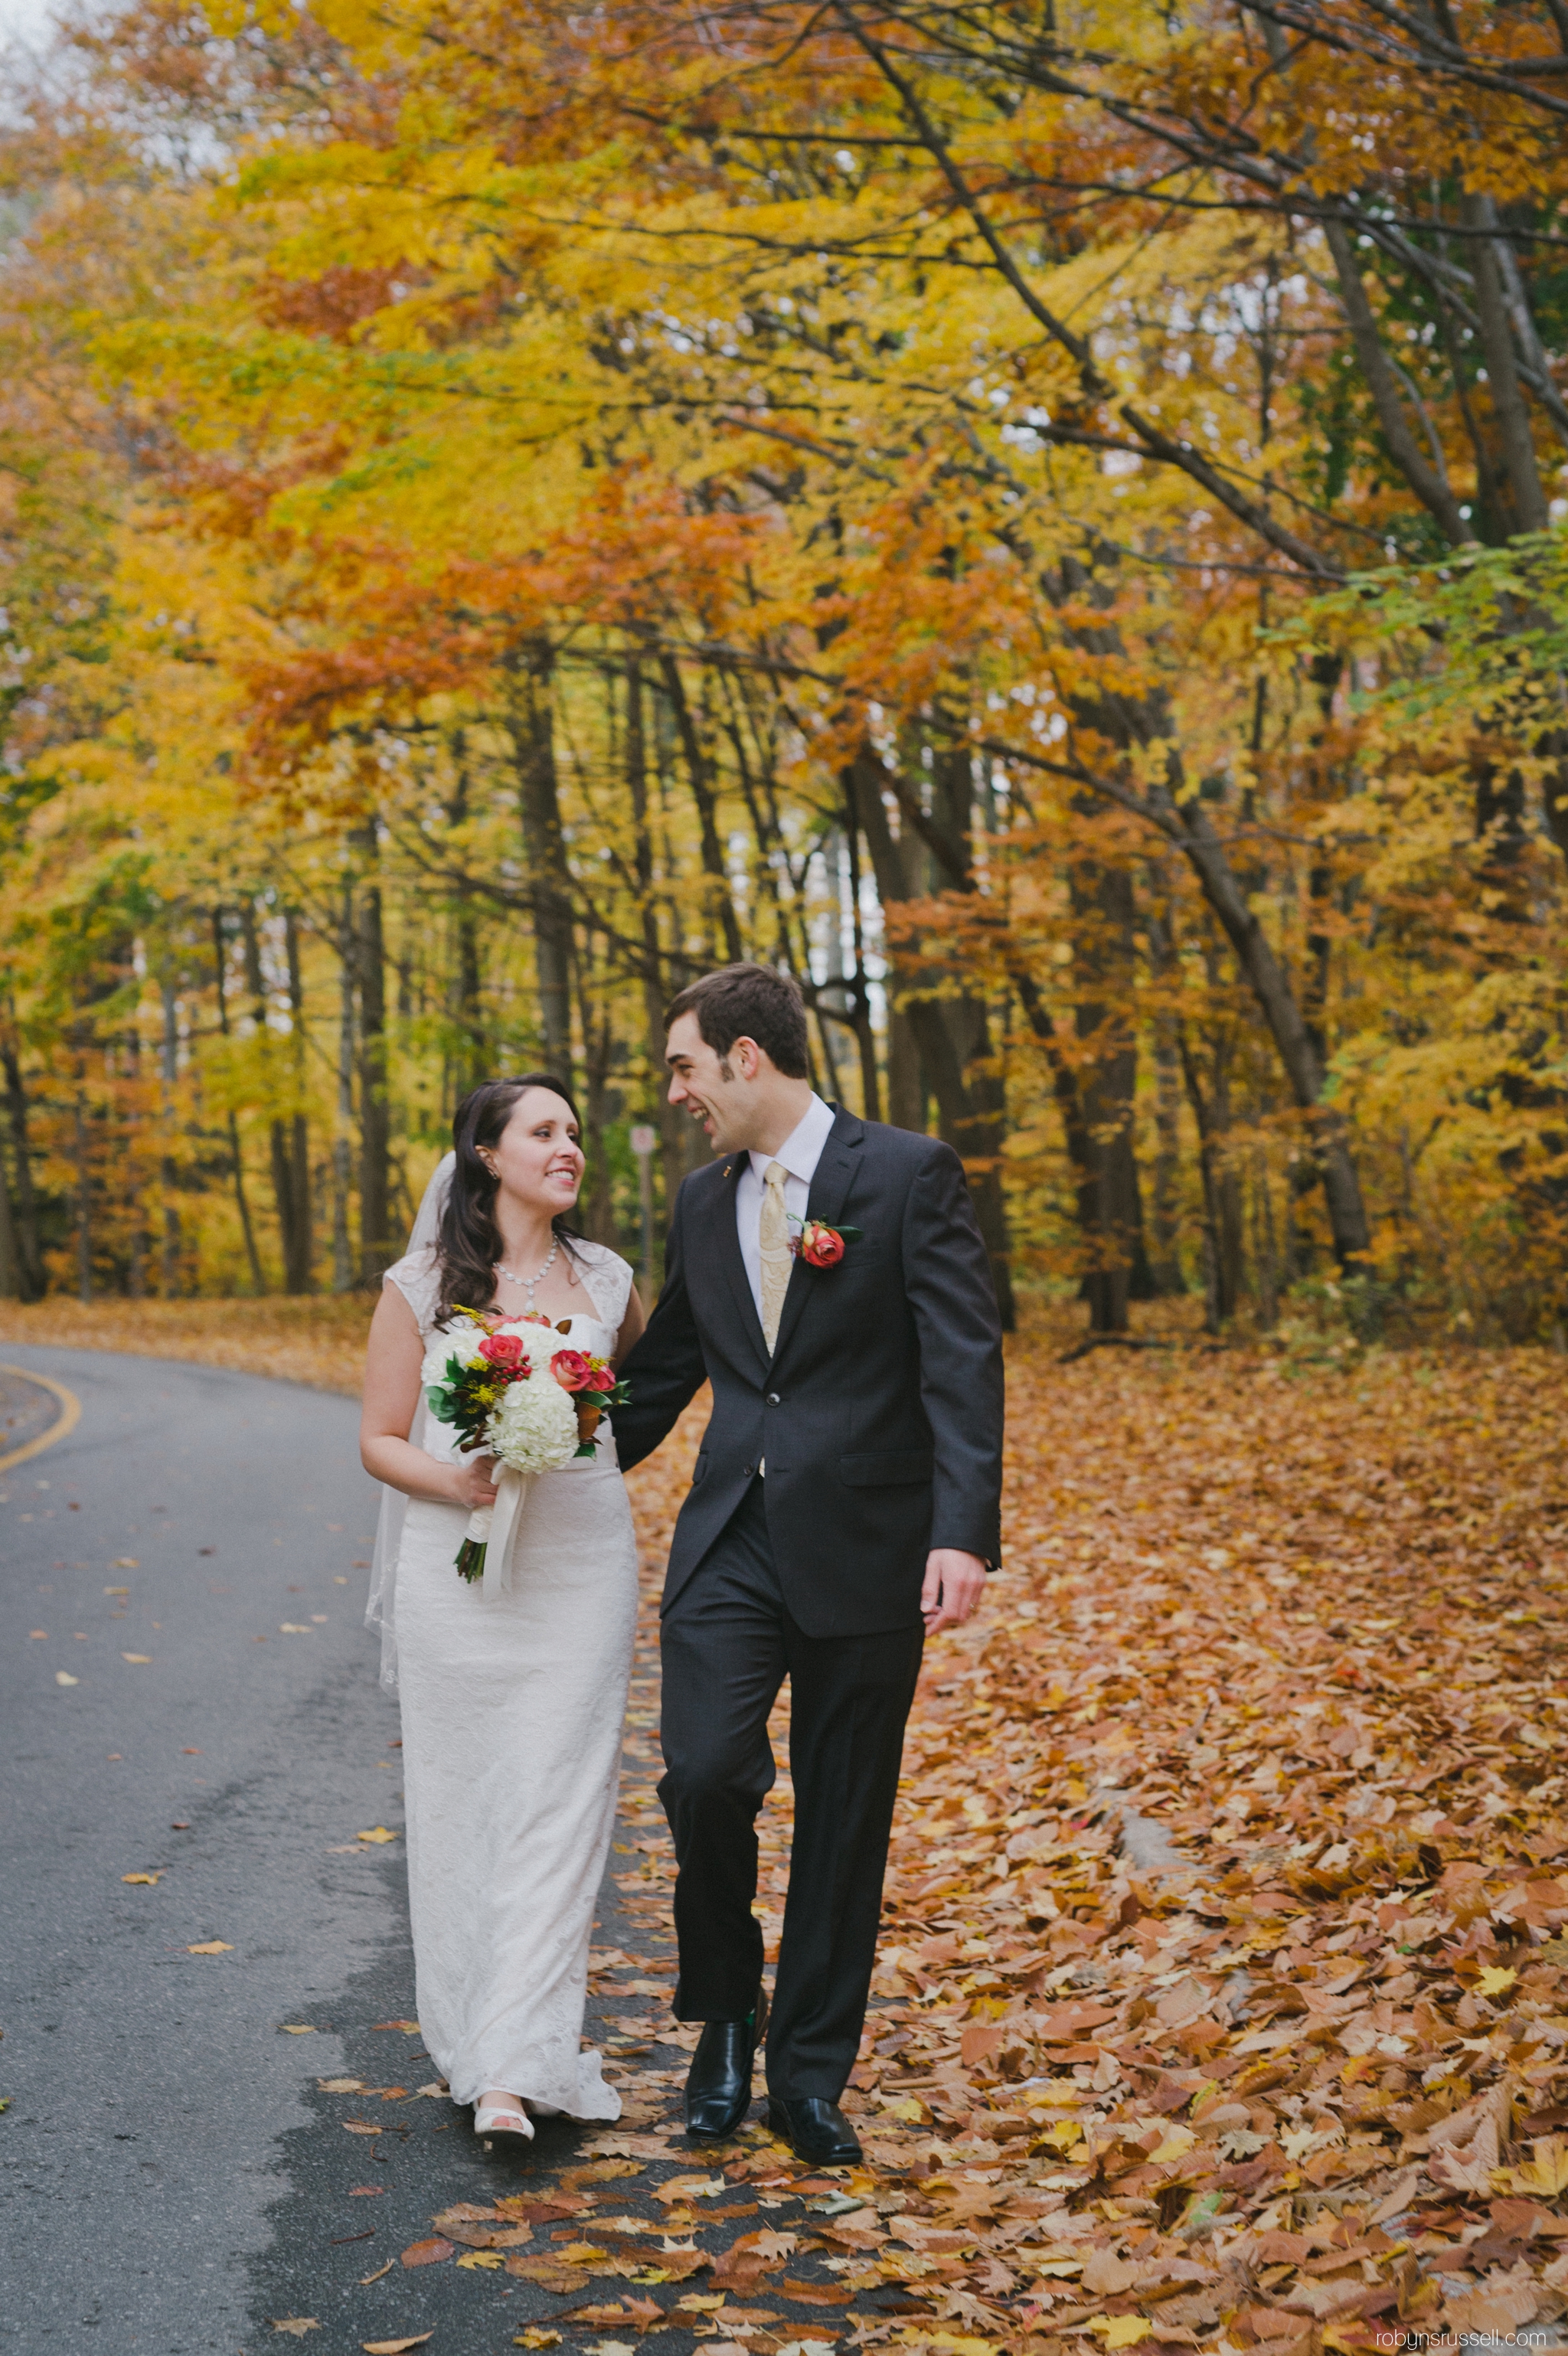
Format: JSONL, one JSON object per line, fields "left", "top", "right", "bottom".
{"left": 728, "top": 1035, "right": 765, "bottom": 1082}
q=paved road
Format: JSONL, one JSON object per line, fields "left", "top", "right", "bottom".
{"left": 2, "top": 1344, "right": 632, "bottom": 2355}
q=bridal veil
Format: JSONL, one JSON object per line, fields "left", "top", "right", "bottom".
{"left": 364, "top": 1150, "right": 454, "bottom": 1693}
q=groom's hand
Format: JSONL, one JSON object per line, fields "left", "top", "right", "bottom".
{"left": 921, "top": 1549, "right": 988, "bottom": 1635}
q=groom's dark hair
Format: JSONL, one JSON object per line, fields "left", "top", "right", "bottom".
{"left": 667, "top": 962, "right": 811, "bottom": 1080}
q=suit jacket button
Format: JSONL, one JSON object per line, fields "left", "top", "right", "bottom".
{"left": 766, "top": 1392, "right": 781, "bottom": 1406}
{"left": 743, "top": 1464, "right": 755, "bottom": 1478}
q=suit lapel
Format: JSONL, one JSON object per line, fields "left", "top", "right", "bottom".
{"left": 768, "top": 1106, "right": 865, "bottom": 1368}
{"left": 712, "top": 1154, "right": 770, "bottom": 1374}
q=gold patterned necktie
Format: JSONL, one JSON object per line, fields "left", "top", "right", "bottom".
{"left": 759, "top": 1159, "right": 792, "bottom": 1353}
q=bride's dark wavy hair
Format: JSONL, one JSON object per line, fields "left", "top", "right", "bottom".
{"left": 436, "top": 1073, "right": 586, "bottom": 1322}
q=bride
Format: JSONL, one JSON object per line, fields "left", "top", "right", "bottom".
{"left": 360, "top": 1073, "right": 644, "bottom": 2140}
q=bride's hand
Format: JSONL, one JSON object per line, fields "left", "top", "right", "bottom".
{"left": 452, "top": 1452, "right": 500, "bottom": 1511}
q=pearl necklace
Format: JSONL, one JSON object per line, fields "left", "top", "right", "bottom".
{"left": 495, "top": 1238, "right": 559, "bottom": 1314}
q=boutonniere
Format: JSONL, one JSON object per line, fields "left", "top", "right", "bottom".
{"left": 790, "top": 1217, "right": 863, "bottom": 1269}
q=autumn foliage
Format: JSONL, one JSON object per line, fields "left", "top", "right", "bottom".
{"left": 0, "top": 2, "right": 1566, "bottom": 1333}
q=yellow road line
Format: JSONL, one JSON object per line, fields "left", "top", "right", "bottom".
{"left": 0, "top": 1364, "right": 83, "bottom": 1473}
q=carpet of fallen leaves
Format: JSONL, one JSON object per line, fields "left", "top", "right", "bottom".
{"left": 22, "top": 1296, "right": 1568, "bottom": 2354}
{"left": 609, "top": 1335, "right": 1568, "bottom": 2356}
{"left": 0, "top": 1293, "right": 374, "bottom": 1394}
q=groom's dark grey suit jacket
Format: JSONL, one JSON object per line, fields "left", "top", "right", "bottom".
{"left": 612, "top": 1106, "right": 1004, "bottom": 1639}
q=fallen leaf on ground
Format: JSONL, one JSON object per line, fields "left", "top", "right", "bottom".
{"left": 54, "top": 1671, "right": 77, "bottom": 1685}
{"left": 504, "top": 2259, "right": 584, "bottom": 2291}
{"left": 122, "top": 1872, "right": 159, "bottom": 1885}
{"left": 280, "top": 2024, "right": 315, "bottom": 2034}
{"left": 357, "top": 1827, "right": 398, "bottom": 1843}
{"left": 400, "top": 2237, "right": 454, "bottom": 2267}
{"left": 371, "top": 2019, "right": 420, "bottom": 2031}
{"left": 121, "top": 1653, "right": 152, "bottom": 1664}
{"left": 513, "top": 2335, "right": 561, "bottom": 2350}
{"left": 617, "top": 1347, "right": 1568, "bottom": 2351}
{"left": 359, "top": 2260, "right": 394, "bottom": 2284}
{"left": 270, "top": 2326, "right": 319, "bottom": 2340}
{"left": 186, "top": 1941, "right": 232, "bottom": 1954}
{"left": 318, "top": 2078, "right": 365, "bottom": 2093}
{"left": 363, "top": 2339, "right": 434, "bottom": 2354}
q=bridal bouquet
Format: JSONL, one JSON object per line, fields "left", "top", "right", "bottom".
{"left": 423, "top": 1312, "right": 629, "bottom": 1583}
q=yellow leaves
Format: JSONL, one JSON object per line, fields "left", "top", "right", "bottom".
{"left": 1088, "top": 2322, "right": 1153, "bottom": 2350}
{"left": 1493, "top": 2137, "right": 1568, "bottom": 2198}
{"left": 362, "top": 2339, "right": 434, "bottom": 2354}
{"left": 113, "top": 1558, "right": 138, "bottom": 1569}
{"left": 514, "top": 2335, "right": 561, "bottom": 2350}
{"left": 121, "top": 1653, "right": 152, "bottom": 1665}
{"left": 357, "top": 1827, "right": 398, "bottom": 1844}
{"left": 1034, "top": 2120, "right": 1086, "bottom": 2152}
{"left": 187, "top": 1939, "right": 233, "bottom": 1954}
{"left": 54, "top": 1671, "right": 77, "bottom": 1685}
{"left": 651, "top": 2174, "right": 727, "bottom": 2204}
{"left": 1147, "top": 2122, "right": 1197, "bottom": 2163}
{"left": 122, "top": 1871, "right": 160, "bottom": 1885}
{"left": 1475, "top": 1966, "right": 1518, "bottom": 1998}
{"left": 456, "top": 2250, "right": 505, "bottom": 2269}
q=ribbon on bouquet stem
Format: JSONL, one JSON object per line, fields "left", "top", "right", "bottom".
{"left": 463, "top": 1466, "right": 532, "bottom": 1597}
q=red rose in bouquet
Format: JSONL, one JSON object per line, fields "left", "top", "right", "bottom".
{"left": 798, "top": 1220, "right": 848, "bottom": 1267}
{"left": 478, "top": 1331, "right": 528, "bottom": 1368}
{"left": 548, "top": 1347, "right": 632, "bottom": 1452}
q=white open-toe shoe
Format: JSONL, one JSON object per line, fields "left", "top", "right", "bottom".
{"left": 474, "top": 2098, "right": 534, "bottom": 2141}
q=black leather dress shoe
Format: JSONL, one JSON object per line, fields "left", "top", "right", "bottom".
{"left": 766, "top": 2096, "right": 863, "bottom": 2167}
{"left": 684, "top": 1983, "right": 769, "bottom": 2139}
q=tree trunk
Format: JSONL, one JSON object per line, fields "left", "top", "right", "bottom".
{"left": 659, "top": 655, "right": 744, "bottom": 965}
{"left": 1069, "top": 849, "right": 1146, "bottom": 1333}
{"left": 0, "top": 1119, "right": 20, "bottom": 1298}
{"left": 332, "top": 882, "right": 356, "bottom": 1292}
{"left": 1145, "top": 904, "right": 1186, "bottom": 1292}
{"left": 849, "top": 743, "right": 1014, "bottom": 1325}
{"left": 217, "top": 907, "right": 267, "bottom": 1295}
{"left": 629, "top": 658, "right": 692, "bottom": 1202}
{"left": 354, "top": 833, "right": 392, "bottom": 1286}
{"left": 74, "top": 1091, "right": 92, "bottom": 1303}
{"left": 0, "top": 1031, "right": 40, "bottom": 1297}
{"left": 508, "top": 636, "right": 575, "bottom": 1074}
{"left": 886, "top": 1003, "right": 925, "bottom": 1132}
{"left": 278, "top": 909, "right": 312, "bottom": 1292}
{"left": 159, "top": 977, "right": 181, "bottom": 1297}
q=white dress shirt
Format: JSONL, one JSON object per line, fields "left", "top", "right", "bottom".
{"left": 736, "top": 1091, "right": 836, "bottom": 1326}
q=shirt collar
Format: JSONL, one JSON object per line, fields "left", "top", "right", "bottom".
{"left": 749, "top": 1092, "right": 836, "bottom": 1186}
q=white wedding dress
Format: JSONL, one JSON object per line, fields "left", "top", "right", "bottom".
{"left": 380, "top": 1236, "right": 639, "bottom": 2117}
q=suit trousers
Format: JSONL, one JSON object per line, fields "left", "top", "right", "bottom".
{"left": 658, "top": 1479, "right": 924, "bottom": 2100}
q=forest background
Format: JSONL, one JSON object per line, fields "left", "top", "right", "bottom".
{"left": 2, "top": 0, "right": 1568, "bottom": 1338}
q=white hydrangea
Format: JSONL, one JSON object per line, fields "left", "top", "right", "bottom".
{"left": 420, "top": 1315, "right": 492, "bottom": 1388}
{"left": 486, "top": 1366, "right": 580, "bottom": 1475}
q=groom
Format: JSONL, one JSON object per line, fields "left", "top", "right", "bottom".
{"left": 614, "top": 963, "right": 1003, "bottom": 2165}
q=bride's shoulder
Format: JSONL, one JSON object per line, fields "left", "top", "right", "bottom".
{"left": 570, "top": 1237, "right": 632, "bottom": 1276}
{"left": 382, "top": 1243, "right": 443, "bottom": 1334}
{"left": 567, "top": 1237, "right": 636, "bottom": 1323}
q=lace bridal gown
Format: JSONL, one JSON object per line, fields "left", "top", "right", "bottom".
{"left": 371, "top": 1226, "right": 639, "bottom": 2119}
